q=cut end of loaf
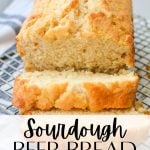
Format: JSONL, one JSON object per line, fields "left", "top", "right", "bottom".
{"left": 22, "top": 37, "right": 134, "bottom": 73}
{"left": 13, "top": 70, "right": 139, "bottom": 113}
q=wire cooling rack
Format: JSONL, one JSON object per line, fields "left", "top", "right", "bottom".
{"left": 0, "top": 15, "right": 150, "bottom": 115}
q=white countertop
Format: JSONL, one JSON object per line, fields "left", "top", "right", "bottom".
{"left": 133, "top": 0, "right": 150, "bottom": 21}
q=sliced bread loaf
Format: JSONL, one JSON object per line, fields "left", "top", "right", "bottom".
{"left": 16, "top": 0, "right": 134, "bottom": 73}
{"left": 13, "top": 70, "right": 139, "bottom": 114}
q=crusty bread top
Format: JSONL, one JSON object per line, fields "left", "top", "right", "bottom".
{"left": 19, "top": 0, "right": 133, "bottom": 44}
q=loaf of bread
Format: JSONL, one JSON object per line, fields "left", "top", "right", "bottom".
{"left": 16, "top": 0, "right": 134, "bottom": 73}
{"left": 13, "top": 70, "right": 138, "bottom": 114}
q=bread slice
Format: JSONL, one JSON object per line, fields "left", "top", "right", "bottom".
{"left": 21, "top": 101, "right": 150, "bottom": 115}
{"left": 16, "top": 0, "right": 134, "bottom": 73}
{"left": 13, "top": 70, "right": 139, "bottom": 114}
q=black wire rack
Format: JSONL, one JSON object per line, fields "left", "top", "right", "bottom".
{"left": 0, "top": 15, "right": 150, "bottom": 115}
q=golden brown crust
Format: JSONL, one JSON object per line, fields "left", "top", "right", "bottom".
{"left": 13, "top": 77, "right": 68, "bottom": 112}
{"left": 13, "top": 77, "right": 41, "bottom": 111}
{"left": 84, "top": 81, "right": 138, "bottom": 112}
{"left": 18, "top": 0, "right": 134, "bottom": 43}
{"left": 19, "top": 101, "right": 150, "bottom": 115}
{"left": 13, "top": 72, "right": 139, "bottom": 113}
